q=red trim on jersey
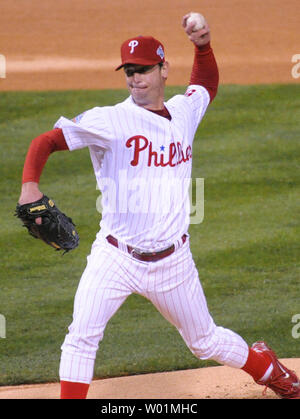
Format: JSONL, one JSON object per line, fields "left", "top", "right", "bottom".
{"left": 149, "top": 107, "right": 172, "bottom": 120}
{"left": 189, "top": 42, "right": 219, "bottom": 102}
{"left": 22, "top": 128, "right": 69, "bottom": 184}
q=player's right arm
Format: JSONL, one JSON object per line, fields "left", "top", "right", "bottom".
{"left": 188, "top": 41, "right": 219, "bottom": 102}
{"left": 18, "top": 128, "right": 68, "bottom": 205}
{"left": 182, "top": 16, "right": 219, "bottom": 102}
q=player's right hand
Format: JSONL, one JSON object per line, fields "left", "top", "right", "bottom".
{"left": 182, "top": 15, "right": 211, "bottom": 47}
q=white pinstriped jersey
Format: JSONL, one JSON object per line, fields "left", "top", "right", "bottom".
{"left": 54, "top": 85, "right": 210, "bottom": 251}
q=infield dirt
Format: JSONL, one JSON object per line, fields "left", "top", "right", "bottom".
{"left": 0, "top": 0, "right": 299, "bottom": 91}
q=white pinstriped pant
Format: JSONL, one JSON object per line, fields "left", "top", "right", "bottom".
{"left": 59, "top": 234, "right": 249, "bottom": 384}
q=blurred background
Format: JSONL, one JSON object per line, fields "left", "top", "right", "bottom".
{"left": 0, "top": 0, "right": 299, "bottom": 91}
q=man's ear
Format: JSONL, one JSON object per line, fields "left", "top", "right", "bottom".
{"left": 161, "top": 61, "right": 170, "bottom": 80}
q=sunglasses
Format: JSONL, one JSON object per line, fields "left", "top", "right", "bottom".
{"left": 123, "top": 64, "right": 162, "bottom": 77}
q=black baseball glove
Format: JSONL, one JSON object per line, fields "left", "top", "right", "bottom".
{"left": 15, "top": 195, "right": 79, "bottom": 254}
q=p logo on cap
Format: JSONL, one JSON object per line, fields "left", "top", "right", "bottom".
{"left": 115, "top": 35, "right": 165, "bottom": 70}
{"left": 129, "top": 40, "right": 139, "bottom": 53}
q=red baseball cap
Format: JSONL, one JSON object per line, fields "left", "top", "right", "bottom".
{"left": 115, "top": 36, "right": 165, "bottom": 71}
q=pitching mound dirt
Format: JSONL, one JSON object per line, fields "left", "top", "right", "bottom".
{"left": 1, "top": 358, "right": 299, "bottom": 399}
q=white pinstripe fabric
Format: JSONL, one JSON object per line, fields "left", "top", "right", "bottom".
{"left": 57, "top": 85, "right": 249, "bottom": 385}
{"left": 54, "top": 85, "right": 210, "bottom": 252}
{"left": 59, "top": 234, "right": 249, "bottom": 384}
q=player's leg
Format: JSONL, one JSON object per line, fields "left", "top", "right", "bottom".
{"left": 145, "top": 243, "right": 249, "bottom": 368}
{"left": 145, "top": 243, "right": 300, "bottom": 398}
{"left": 59, "top": 239, "right": 135, "bottom": 398}
{"left": 144, "top": 241, "right": 269, "bottom": 373}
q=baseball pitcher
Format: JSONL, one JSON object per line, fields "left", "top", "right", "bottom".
{"left": 16, "top": 12, "right": 300, "bottom": 399}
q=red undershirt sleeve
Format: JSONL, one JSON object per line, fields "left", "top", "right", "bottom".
{"left": 189, "top": 41, "right": 219, "bottom": 103}
{"left": 22, "top": 128, "right": 69, "bottom": 184}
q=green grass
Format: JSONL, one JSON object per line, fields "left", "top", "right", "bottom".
{"left": 0, "top": 84, "right": 299, "bottom": 385}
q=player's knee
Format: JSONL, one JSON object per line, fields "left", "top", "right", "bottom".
{"left": 188, "top": 332, "right": 219, "bottom": 361}
{"left": 61, "top": 331, "right": 103, "bottom": 359}
{"left": 187, "top": 325, "right": 247, "bottom": 368}
{"left": 187, "top": 325, "right": 234, "bottom": 363}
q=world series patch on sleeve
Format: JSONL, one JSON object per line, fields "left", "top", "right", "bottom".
{"left": 15, "top": 195, "right": 79, "bottom": 254}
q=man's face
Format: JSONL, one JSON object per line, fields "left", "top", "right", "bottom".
{"left": 124, "top": 63, "right": 169, "bottom": 110}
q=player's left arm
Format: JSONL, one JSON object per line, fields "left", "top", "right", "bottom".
{"left": 182, "top": 15, "right": 219, "bottom": 103}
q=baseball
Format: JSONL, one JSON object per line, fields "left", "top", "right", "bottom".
{"left": 186, "top": 12, "right": 206, "bottom": 32}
